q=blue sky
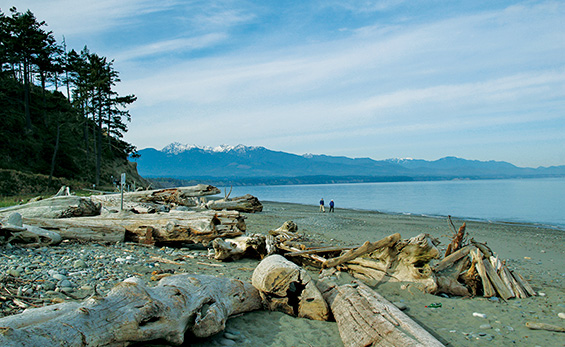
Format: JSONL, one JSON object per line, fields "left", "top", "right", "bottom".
{"left": 8, "top": 0, "right": 565, "bottom": 167}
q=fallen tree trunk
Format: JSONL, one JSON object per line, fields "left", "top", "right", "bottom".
{"left": 206, "top": 194, "right": 263, "bottom": 213}
{"left": 91, "top": 184, "right": 221, "bottom": 209}
{"left": 318, "top": 280, "right": 444, "bottom": 347}
{"left": 0, "top": 274, "right": 262, "bottom": 347}
{"left": 23, "top": 210, "right": 246, "bottom": 245}
{"left": 0, "top": 196, "right": 101, "bottom": 219}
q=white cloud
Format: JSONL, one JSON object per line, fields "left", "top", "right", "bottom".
{"left": 114, "top": 33, "right": 228, "bottom": 62}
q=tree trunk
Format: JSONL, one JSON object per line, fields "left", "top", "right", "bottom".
{"left": 23, "top": 210, "right": 245, "bottom": 245}
{"left": 0, "top": 274, "right": 262, "bottom": 347}
{"left": 207, "top": 194, "right": 263, "bottom": 213}
{"left": 0, "top": 196, "right": 101, "bottom": 219}
{"left": 317, "top": 280, "right": 445, "bottom": 347}
{"left": 95, "top": 95, "right": 103, "bottom": 186}
{"left": 48, "top": 122, "right": 61, "bottom": 188}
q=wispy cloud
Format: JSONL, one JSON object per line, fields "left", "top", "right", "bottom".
{"left": 114, "top": 33, "right": 228, "bottom": 62}
{"left": 6, "top": 0, "right": 564, "bottom": 166}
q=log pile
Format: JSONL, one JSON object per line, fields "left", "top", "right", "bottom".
{"left": 0, "top": 185, "right": 262, "bottom": 247}
{"left": 214, "top": 220, "right": 535, "bottom": 300}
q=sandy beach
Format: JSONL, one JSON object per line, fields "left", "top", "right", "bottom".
{"left": 1, "top": 201, "right": 563, "bottom": 346}
{"left": 204, "top": 201, "right": 565, "bottom": 347}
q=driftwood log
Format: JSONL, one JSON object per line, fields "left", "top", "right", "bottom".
{"left": 206, "top": 194, "right": 263, "bottom": 213}
{"left": 1, "top": 213, "right": 62, "bottom": 246}
{"left": 252, "top": 255, "right": 330, "bottom": 321}
{"left": 212, "top": 233, "right": 271, "bottom": 261}
{"left": 0, "top": 196, "right": 101, "bottom": 219}
{"left": 23, "top": 210, "right": 246, "bottom": 245}
{"left": 342, "top": 233, "right": 440, "bottom": 292}
{"left": 91, "top": 185, "right": 221, "bottom": 211}
{"left": 0, "top": 274, "right": 262, "bottom": 347}
{"left": 317, "top": 279, "right": 444, "bottom": 347}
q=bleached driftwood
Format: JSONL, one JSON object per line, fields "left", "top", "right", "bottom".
{"left": 344, "top": 233, "right": 441, "bottom": 292}
{"left": 213, "top": 233, "right": 268, "bottom": 261}
{"left": 252, "top": 255, "right": 330, "bottom": 321}
{"left": 317, "top": 279, "right": 445, "bottom": 347}
{"left": 322, "top": 233, "right": 401, "bottom": 269}
{"left": 91, "top": 184, "right": 221, "bottom": 210}
{"left": 0, "top": 274, "right": 262, "bottom": 347}
{"left": 0, "top": 213, "right": 62, "bottom": 246}
{"left": 23, "top": 210, "right": 246, "bottom": 245}
{"left": 206, "top": 194, "right": 263, "bottom": 213}
{"left": 53, "top": 185, "right": 71, "bottom": 197}
{"left": 0, "top": 196, "right": 101, "bottom": 219}
{"left": 525, "top": 322, "right": 565, "bottom": 332}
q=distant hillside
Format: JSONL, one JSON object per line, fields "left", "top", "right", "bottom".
{"left": 134, "top": 143, "right": 565, "bottom": 186}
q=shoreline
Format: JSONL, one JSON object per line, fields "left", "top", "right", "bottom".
{"left": 0, "top": 200, "right": 563, "bottom": 346}
{"left": 259, "top": 199, "right": 565, "bottom": 232}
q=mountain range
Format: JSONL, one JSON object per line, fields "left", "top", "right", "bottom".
{"left": 133, "top": 143, "right": 565, "bottom": 185}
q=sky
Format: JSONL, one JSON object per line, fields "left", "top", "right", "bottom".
{"left": 6, "top": 0, "right": 565, "bottom": 167}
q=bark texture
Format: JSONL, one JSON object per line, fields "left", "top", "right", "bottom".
{"left": 0, "top": 274, "right": 262, "bottom": 347}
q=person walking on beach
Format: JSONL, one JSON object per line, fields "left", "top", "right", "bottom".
{"left": 329, "top": 199, "right": 334, "bottom": 212}
{"left": 319, "top": 198, "right": 325, "bottom": 212}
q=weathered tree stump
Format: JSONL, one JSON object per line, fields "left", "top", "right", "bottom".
{"left": 252, "top": 255, "right": 330, "bottom": 321}
{"left": 213, "top": 233, "right": 269, "bottom": 261}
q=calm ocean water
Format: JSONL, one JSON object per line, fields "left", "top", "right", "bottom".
{"left": 225, "top": 177, "right": 565, "bottom": 230}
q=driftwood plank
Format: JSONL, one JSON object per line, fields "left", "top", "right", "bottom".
{"left": 482, "top": 259, "right": 514, "bottom": 300}
{"left": 434, "top": 245, "right": 473, "bottom": 272}
{"left": 472, "top": 249, "right": 496, "bottom": 297}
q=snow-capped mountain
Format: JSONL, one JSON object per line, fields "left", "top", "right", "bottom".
{"left": 133, "top": 143, "right": 565, "bottom": 183}
{"left": 162, "top": 142, "right": 261, "bottom": 155}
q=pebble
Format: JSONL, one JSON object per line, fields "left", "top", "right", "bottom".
{"left": 73, "top": 260, "right": 87, "bottom": 268}
{"left": 473, "top": 312, "right": 487, "bottom": 319}
{"left": 558, "top": 312, "right": 565, "bottom": 319}
{"left": 479, "top": 324, "right": 492, "bottom": 329}
{"left": 52, "top": 273, "right": 67, "bottom": 281}
{"left": 6, "top": 269, "right": 21, "bottom": 277}
{"left": 59, "top": 279, "right": 73, "bottom": 288}
{"left": 0, "top": 241, "right": 202, "bottom": 317}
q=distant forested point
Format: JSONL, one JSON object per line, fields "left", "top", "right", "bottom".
{"left": 0, "top": 7, "right": 140, "bottom": 191}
